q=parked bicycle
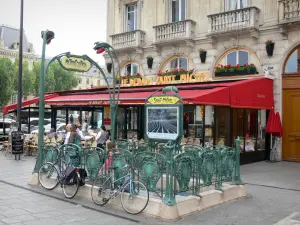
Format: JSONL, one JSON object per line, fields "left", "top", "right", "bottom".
{"left": 91, "top": 164, "right": 149, "bottom": 214}
{"left": 38, "top": 144, "right": 84, "bottom": 199}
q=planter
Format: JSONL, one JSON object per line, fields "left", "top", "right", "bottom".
{"left": 106, "top": 63, "right": 112, "bottom": 73}
{"left": 200, "top": 51, "right": 207, "bottom": 63}
{"left": 215, "top": 69, "right": 258, "bottom": 77}
{"left": 266, "top": 43, "right": 275, "bottom": 57}
{"left": 147, "top": 57, "right": 153, "bottom": 69}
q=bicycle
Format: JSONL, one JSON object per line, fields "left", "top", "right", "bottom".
{"left": 38, "top": 144, "right": 83, "bottom": 199}
{"left": 91, "top": 164, "right": 149, "bottom": 215}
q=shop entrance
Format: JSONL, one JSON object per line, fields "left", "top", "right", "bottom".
{"left": 282, "top": 45, "right": 300, "bottom": 161}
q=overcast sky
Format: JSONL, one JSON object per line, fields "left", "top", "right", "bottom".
{"left": 0, "top": 0, "right": 107, "bottom": 65}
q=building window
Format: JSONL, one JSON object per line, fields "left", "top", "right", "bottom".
{"left": 284, "top": 47, "right": 300, "bottom": 73}
{"left": 78, "top": 78, "right": 82, "bottom": 84}
{"left": 122, "top": 63, "right": 139, "bottom": 76}
{"left": 97, "top": 80, "right": 100, "bottom": 86}
{"left": 169, "top": 57, "right": 188, "bottom": 70}
{"left": 125, "top": 4, "right": 137, "bottom": 32}
{"left": 86, "top": 78, "right": 89, "bottom": 85}
{"left": 226, "top": 50, "right": 249, "bottom": 66}
{"left": 170, "top": 0, "right": 186, "bottom": 22}
{"left": 225, "top": 0, "right": 248, "bottom": 11}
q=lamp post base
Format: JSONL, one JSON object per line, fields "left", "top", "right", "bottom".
{"left": 28, "top": 173, "right": 39, "bottom": 186}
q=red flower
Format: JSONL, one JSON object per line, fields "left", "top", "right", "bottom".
{"left": 235, "top": 64, "right": 240, "bottom": 68}
{"left": 243, "top": 63, "right": 248, "bottom": 67}
{"left": 127, "top": 74, "right": 131, "bottom": 77}
{"left": 250, "top": 63, "right": 254, "bottom": 66}
{"left": 136, "top": 73, "right": 140, "bottom": 77}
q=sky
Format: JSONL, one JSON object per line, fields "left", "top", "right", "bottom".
{"left": 0, "top": 0, "right": 107, "bottom": 65}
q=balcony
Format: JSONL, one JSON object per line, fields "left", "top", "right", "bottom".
{"left": 279, "top": 0, "right": 300, "bottom": 24}
{"left": 110, "top": 30, "right": 145, "bottom": 52}
{"left": 207, "top": 7, "right": 260, "bottom": 37}
{"left": 153, "top": 20, "right": 196, "bottom": 45}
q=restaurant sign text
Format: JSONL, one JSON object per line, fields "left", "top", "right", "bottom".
{"left": 121, "top": 72, "right": 209, "bottom": 87}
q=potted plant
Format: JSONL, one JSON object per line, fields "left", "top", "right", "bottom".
{"left": 199, "top": 49, "right": 207, "bottom": 63}
{"left": 266, "top": 40, "right": 275, "bottom": 57}
{"left": 106, "top": 63, "right": 112, "bottom": 73}
{"left": 147, "top": 56, "right": 153, "bottom": 69}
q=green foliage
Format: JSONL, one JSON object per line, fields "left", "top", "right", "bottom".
{"left": 32, "top": 61, "right": 78, "bottom": 95}
{"left": 0, "top": 57, "right": 14, "bottom": 107}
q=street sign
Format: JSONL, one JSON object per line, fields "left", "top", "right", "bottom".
{"left": 145, "top": 86, "right": 183, "bottom": 142}
{"left": 59, "top": 55, "right": 92, "bottom": 72}
{"left": 11, "top": 131, "right": 24, "bottom": 155}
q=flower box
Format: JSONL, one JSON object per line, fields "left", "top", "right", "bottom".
{"left": 215, "top": 64, "right": 258, "bottom": 77}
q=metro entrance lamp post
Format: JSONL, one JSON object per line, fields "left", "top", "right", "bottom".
{"left": 31, "top": 40, "right": 120, "bottom": 174}
{"left": 33, "top": 30, "right": 55, "bottom": 173}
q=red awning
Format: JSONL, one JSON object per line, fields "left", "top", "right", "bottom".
{"left": 4, "top": 77, "right": 274, "bottom": 110}
{"left": 45, "top": 87, "right": 230, "bottom": 106}
{"left": 228, "top": 78, "right": 274, "bottom": 109}
{"left": 3, "top": 94, "right": 58, "bottom": 114}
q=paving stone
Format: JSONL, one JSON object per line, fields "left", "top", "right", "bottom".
{"left": 1, "top": 214, "right": 36, "bottom": 224}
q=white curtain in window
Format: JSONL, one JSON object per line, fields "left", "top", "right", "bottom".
{"left": 241, "top": 0, "right": 248, "bottom": 8}
{"left": 225, "top": 0, "right": 237, "bottom": 10}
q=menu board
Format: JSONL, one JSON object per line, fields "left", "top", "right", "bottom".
{"left": 11, "top": 131, "right": 24, "bottom": 155}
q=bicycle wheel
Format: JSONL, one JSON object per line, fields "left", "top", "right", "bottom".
{"left": 38, "top": 163, "right": 59, "bottom": 190}
{"left": 62, "top": 172, "right": 80, "bottom": 199}
{"left": 91, "top": 175, "right": 111, "bottom": 206}
{"left": 121, "top": 180, "right": 149, "bottom": 214}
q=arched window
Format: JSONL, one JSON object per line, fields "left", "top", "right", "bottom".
{"left": 284, "top": 47, "right": 299, "bottom": 73}
{"left": 169, "top": 57, "right": 188, "bottom": 70}
{"left": 160, "top": 55, "right": 193, "bottom": 73}
{"left": 215, "top": 49, "right": 260, "bottom": 77}
{"left": 226, "top": 50, "right": 249, "bottom": 66}
{"left": 121, "top": 62, "right": 140, "bottom": 76}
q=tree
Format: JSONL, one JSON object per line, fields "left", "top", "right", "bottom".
{"left": 0, "top": 57, "right": 15, "bottom": 107}
{"left": 32, "top": 61, "right": 78, "bottom": 95}
{"left": 12, "top": 60, "right": 36, "bottom": 97}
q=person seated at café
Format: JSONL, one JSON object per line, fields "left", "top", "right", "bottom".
{"left": 106, "top": 130, "right": 111, "bottom": 141}
{"left": 65, "top": 124, "right": 81, "bottom": 145}
{"left": 95, "top": 125, "right": 107, "bottom": 149}
{"left": 47, "top": 128, "right": 58, "bottom": 140}
{"left": 82, "top": 119, "right": 89, "bottom": 136}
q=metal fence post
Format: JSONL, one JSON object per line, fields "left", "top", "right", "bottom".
{"left": 163, "top": 142, "right": 176, "bottom": 206}
{"left": 233, "top": 138, "right": 243, "bottom": 185}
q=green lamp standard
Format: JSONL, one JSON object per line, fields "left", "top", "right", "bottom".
{"left": 93, "top": 42, "right": 121, "bottom": 143}
{"left": 33, "top": 30, "right": 54, "bottom": 173}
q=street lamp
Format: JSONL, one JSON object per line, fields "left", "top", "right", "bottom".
{"left": 93, "top": 42, "right": 121, "bottom": 143}
{"left": 33, "top": 30, "right": 55, "bottom": 173}
{"left": 17, "top": 0, "right": 24, "bottom": 132}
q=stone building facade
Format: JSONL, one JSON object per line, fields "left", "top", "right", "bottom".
{"left": 0, "top": 25, "right": 35, "bottom": 104}
{"left": 105, "top": 0, "right": 300, "bottom": 162}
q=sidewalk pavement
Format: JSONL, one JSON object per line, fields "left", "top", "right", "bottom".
{"left": 1, "top": 153, "right": 300, "bottom": 225}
